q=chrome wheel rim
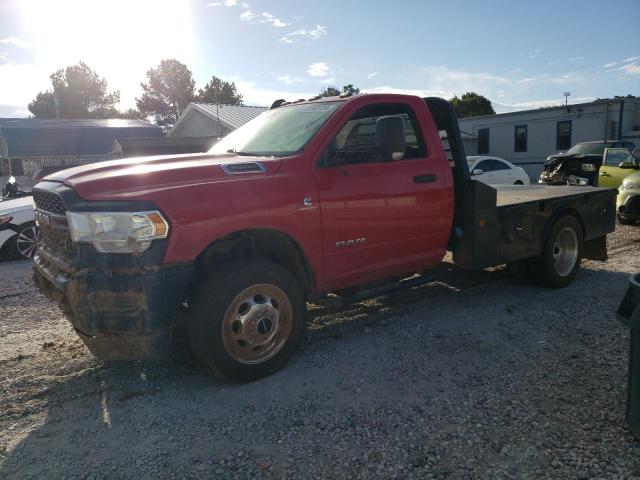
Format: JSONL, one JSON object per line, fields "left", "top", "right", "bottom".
{"left": 221, "top": 284, "right": 292, "bottom": 365}
{"left": 16, "top": 226, "right": 39, "bottom": 259}
{"left": 552, "top": 227, "right": 578, "bottom": 277}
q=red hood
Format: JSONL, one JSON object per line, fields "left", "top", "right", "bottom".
{"left": 44, "top": 153, "right": 282, "bottom": 201}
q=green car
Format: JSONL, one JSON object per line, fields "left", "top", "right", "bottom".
{"left": 618, "top": 170, "right": 640, "bottom": 225}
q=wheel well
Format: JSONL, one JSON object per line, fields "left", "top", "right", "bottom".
{"left": 187, "top": 229, "right": 314, "bottom": 302}
{"left": 544, "top": 208, "right": 586, "bottom": 243}
{"left": 558, "top": 208, "right": 586, "bottom": 236}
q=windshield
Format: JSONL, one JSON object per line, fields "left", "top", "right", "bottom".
{"left": 209, "top": 101, "right": 343, "bottom": 157}
{"left": 566, "top": 143, "right": 607, "bottom": 155}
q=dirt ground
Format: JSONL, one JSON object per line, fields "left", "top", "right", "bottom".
{"left": 1, "top": 225, "right": 640, "bottom": 479}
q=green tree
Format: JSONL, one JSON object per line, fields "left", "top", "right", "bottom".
{"left": 342, "top": 84, "right": 360, "bottom": 95}
{"left": 136, "top": 59, "right": 196, "bottom": 125}
{"left": 319, "top": 84, "right": 360, "bottom": 97}
{"left": 319, "top": 86, "right": 341, "bottom": 97}
{"left": 450, "top": 92, "right": 495, "bottom": 118}
{"left": 28, "top": 62, "right": 120, "bottom": 118}
{"left": 197, "top": 75, "right": 243, "bottom": 105}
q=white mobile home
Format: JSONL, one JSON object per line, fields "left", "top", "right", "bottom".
{"left": 457, "top": 96, "right": 640, "bottom": 178}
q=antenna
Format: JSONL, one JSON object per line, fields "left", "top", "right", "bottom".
{"left": 563, "top": 92, "right": 570, "bottom": 111}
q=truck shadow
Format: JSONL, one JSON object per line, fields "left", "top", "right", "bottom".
{"left": 0, "top": 265, "right": 634, "bottom": 478}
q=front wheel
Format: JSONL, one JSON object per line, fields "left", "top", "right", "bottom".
{"left": 532, "top": 215, "right": 583, "bottom": 288}
{"left": 514, "top": 180, "right": 524, "bottom": 185}
{"left": 188, "top": 260, "right": 305, "bottom": 381}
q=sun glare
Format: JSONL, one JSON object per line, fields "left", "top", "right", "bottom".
{"left": 20, "top": 0, "right": 194, "bottom": 108}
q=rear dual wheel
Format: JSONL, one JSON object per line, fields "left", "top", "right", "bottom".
{"left": 188, "top": 260, "right": 305, "bottom": 381}
{"left": 508, "top": 215, "right": 583, "bottom": 288}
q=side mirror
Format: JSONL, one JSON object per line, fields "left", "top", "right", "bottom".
{"left": 472, "top": 169, "right": 484, "bottom": 176}
{"left": 619, "top": 161, "right": 637, "bottom": 169}
{"left": 376, "top": 116, "right": 406, "bottom": 161}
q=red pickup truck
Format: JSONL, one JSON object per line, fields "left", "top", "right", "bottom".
{"left": 32, "top": 94, "right": 616, "bottom": 381}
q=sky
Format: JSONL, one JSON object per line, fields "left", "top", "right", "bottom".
{"left": 0, "top": 0, "right": 638, "bottom": 118}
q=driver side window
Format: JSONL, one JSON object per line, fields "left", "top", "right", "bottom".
{"left": 323, "top": 103, "right": 427, "bottom": 166}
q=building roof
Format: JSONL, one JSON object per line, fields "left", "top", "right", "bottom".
{"left": 168, "top": 103, "right": 267, "bottom": 136}
{"left": 111, "top": 136, "right": 218, "bottom": 158}
{"left": 458, "top": 95, "right": 639, "bottom": 121}
{"left": 0, "top": 118, "right": 162, "bottom": 158}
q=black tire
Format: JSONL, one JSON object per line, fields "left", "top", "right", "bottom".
{"left": 618, "top": 215, "right": 631, "bottom": 225}
{"left": 514, "top": 180, "right": 524, "bottom": 185}
{"left": 531, "top": 215, "right": 583, "bottom": 288}
{"left": 8, "top": 222, "right": 39, "bottom": 260}
{"left": 188, "top": 260, "right": 306, "bottom": 381}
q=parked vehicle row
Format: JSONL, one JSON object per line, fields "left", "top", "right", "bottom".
{"left": 539, "top": 140, "right": 637, "bottom": 186}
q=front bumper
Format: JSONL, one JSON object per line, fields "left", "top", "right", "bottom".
{"left": 618, "top": 194, "right": 640, "bottom": 221}
{"left": 33, "top": 249, "right": 193, "bottom": 360}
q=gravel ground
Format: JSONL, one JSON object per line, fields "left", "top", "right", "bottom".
{"left": 1, "top": 225, "right": 640, "bottom": 479}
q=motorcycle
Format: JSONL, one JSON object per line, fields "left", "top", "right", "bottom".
{"left": 1, "top": 177, "right": 31, "bottom": 201}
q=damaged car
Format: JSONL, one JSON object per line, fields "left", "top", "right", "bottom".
{"left": 539, "top": 140, "right": 636, "bottom": 186}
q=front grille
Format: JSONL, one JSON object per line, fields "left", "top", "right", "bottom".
{"left": 39, "top": 222, "right": 77, "bottom": 260}
{"left": 33, "top": 190, "right": 66, "bottom": 214}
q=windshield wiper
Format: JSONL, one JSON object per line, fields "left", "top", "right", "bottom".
{"left": 226, "top": 148, "right": 261, "bottom": 157}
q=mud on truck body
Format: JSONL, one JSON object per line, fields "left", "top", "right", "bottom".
{"left": 33, "top": 94, "right": 617, "bottom": 381}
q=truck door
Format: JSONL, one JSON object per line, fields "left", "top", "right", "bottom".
{"left": 313, "top": 100, "right": 452, "bottom": 291}
{"left": 599, "top": 148, "right": 638, "bottom": 188}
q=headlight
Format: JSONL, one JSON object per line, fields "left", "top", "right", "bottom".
{"left": 66, "top": 211, "right": 169, "bottom": 253}
{"left": 0, "top": 215, "right": 13, "bottom": 225}
{"left": 581, "top": 163, "right": 596, "bottom": 172}
{"left": 621, "top": 182, "right": 640, "bottom": 190}
{"left": 568, "top": 175, "right": 589, "bottom": 186}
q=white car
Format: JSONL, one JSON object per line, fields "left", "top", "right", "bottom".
{"left": 0, "top": 196, "right": 38, "bottom": 259}
{"left": 467, "top": 156, "right": 531, "bottom": 185}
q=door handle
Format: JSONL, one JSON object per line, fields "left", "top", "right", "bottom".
{"left": 414, "top": 174, "right": 437, "bottom": 183}
{"left": 600, "top": 172, "right": 610, "bottom": 177}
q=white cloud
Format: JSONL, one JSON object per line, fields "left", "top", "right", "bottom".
{"left": 623, "top": 56, "right": 640, "bottom": 63}
{"left": 603, "top": 61, "right": 617, "bottom": 69}
{"left": 362, "top": 85, "right": 451, "bottom": 98}
{"left": 411, "top": 65, "right": 509, "bottom": 96}
{"left": 517, "top": 72, "right": 584, "bottom": 86}
{"left": 568, "top": 56, "right": 582, "bottom": 62}
{"left": 0, "top": 36, "right": 34, "bottom": 49}
{"left": 234, "top": 80, "right": 313, "bottom": 106}
{"left": 239, "top": 9, "right": 287, "bottom": 27}
{"left": 208, "top": 0, "right": 237, "bottom": 6}
{"left": 619, "top": 62, "right": 640, "bottom": 76}
{"left": 213, "top": 2, "right": 288, "bottom": 28}
{"left": 366, "top": 72, "right": 378, "bottom": 80}
{"left": 527, "top": 49, "right": 542, "bottom": 59}
{"left": 280, "top": 24, "right": 327, "bottom": 44}
{"left": 274, "top": 74, "right": 303, "bottom": 84}
{"left": 307, "top": 62, "right": 329, "bottom": 77}
{"left": 493, "top": 96, "right": 596, "bottom": 113}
